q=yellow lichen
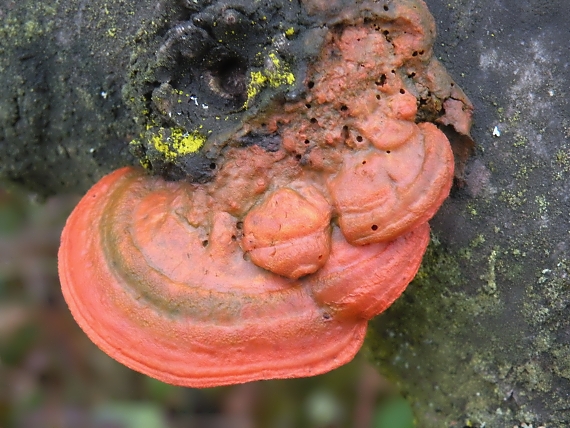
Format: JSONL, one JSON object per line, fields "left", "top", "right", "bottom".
{"left": 139, "top": 157, "right": 152, "bottom": 170}
{"left": 244, "top": 52, "right": 295, "bottom": 108}
{"left": 146, "top": 127, "right": 206, "bottom": 161}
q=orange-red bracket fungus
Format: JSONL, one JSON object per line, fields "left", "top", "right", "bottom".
{"left": 59, "top": 167, "right": 430, "bottom": 387}
{"left": 58, "top": 0, "right": 473, "bottom": 387}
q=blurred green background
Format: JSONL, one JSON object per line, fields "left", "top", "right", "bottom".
{"left": 0, "top": 184, "right": 414, "bottom": 428}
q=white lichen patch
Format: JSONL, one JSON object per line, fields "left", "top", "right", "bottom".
{"left": 479, "top": 37, "right": 564, "bottom": 160}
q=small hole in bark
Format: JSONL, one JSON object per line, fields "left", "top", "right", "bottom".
{"left": 371, "top": 224, "right": 378, "bottom": 231}
{"left": 202, "top": 240, "right": 209, "bottom": 247}
{"left": 383, "top": 5, "right": 389, "bottom": 11}
{"left": 400, "top": 88, "right": 406, "bottom": 94}
{"left": 212, "top": 57, "right": 247, "bottom": 99}
{"left": 236, "top": 221, "right": 243, "bottom": 230}
{"left": 295, "top": 154, "right": 302, "bottom": 160}
{"left": 308, "top": 81, "right": 315, "bottom": 89}
{"left": 340, "top": 105, "right": 348, "bottom": 111}
{"left": 231, "top": 235, "right": 237, "bottom": 241}
{"left": 323, "top": 313, "right": 331, "bottom": 320}
{"left": 362, "top": 160, "right": 367, "bottom": 165}
{"left": 306, "top": 103, "right": 311, "bottom": 108}
{"left": 304, "top": 139, "right": 310, "bottom": 144}
{"left": 209, "top": 163, "right": 216, "bottom": 169}
{"left": 386, "top": 150, "right": 391, "bottom": 154}
{"left": 412, "top": 51, "right": 418, "bottom": 57}
{"left": 342, "top": 125, "right": 349, "bottom": 139}
{"left": 310, "top": 118, "right": 318, "bottom": 124}
{"left": 356, "top": 136, "right": 363, "bottom": 142}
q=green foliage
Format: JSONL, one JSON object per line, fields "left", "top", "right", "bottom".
{"left": 93, "top": 403, "right": 168, "bottom": 428}
{"left": 373, "top": 397, "right": 415, "bottom": 428}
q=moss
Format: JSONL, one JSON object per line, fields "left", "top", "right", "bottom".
{"left": 0, "top": 4, "right": 57, "bottom": 44}
{"left": 364, "top": 233, "right": 526, "bottom": 427}
{"left": 499, "top": 189, "right": 527, "bottom": 208}
{"left": 480, "top": 247, "right": 498, "bottom": 295}
{"left": 365, "top": 213, "right": 570, "bottom": 427}
{"left": 553, "top": 145, "right": 570, "bottom": 180}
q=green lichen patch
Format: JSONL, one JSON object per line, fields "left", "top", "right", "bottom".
{"left": 363, "top": 222, "right": 570, "bottom": 427}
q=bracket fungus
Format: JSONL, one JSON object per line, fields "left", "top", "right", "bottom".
{"left": 59, "top": 0, "right": 473, "bottom": 387}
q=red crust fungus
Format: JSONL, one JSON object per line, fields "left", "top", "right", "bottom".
{"left": 58, "top": 0, "right": 473, "bottom": 387}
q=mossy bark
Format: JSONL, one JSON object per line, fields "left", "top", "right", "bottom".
{"left": 368, "top": 0, "right": 570, "bottom": 426}
{"left": 0, "top": 0, "right": 171, "bottom": 195}
{"left": 2, "top": 0, "right": 570, "bottom": 426}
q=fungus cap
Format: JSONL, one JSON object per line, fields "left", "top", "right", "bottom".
{"left": 328, "top": 122, "right": 454, "bottom": 244}
{"left": 58, "top": 167, "right": 430, "bottom": 387}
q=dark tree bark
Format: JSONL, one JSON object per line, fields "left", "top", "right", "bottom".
{"left": 369, "top": 1, "right": 570, "bottom": 426}
{"left": 2, "top": 0, "right": 570, "bottom": 426}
